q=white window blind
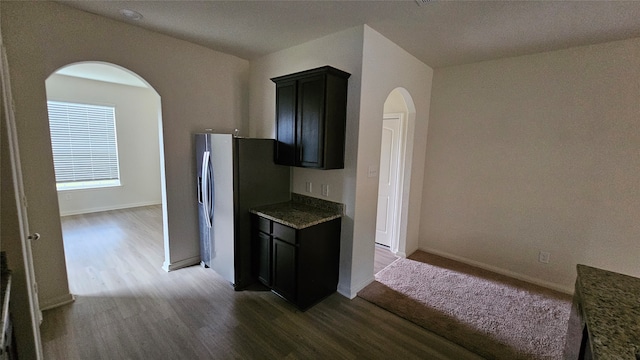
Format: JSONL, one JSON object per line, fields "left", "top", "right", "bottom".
{"left": 47, "top": 101, "right": 121, "bottom": 190}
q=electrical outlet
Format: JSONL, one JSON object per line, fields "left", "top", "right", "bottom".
{"left": 321, "top": 184, "right": 329, "bottom": 197}
{"left": 305, "top": 182, "right": 312, "bottom": 193}
{"left": 538, "top": 251, "right": 550, "bottom": 264}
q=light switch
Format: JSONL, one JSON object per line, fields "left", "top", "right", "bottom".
{"left": 368, "top": 165, "right": 378, "bottom": 178}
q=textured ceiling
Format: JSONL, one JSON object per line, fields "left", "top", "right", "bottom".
{"left": 58, "top": 1, "right": 640, "bottom": 68}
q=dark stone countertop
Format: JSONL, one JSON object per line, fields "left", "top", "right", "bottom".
{"left": 251, "top": 193, "right": 344, "bottom": 230}
{"left": 576, "top": 264, "right": 640, "bottom": 359}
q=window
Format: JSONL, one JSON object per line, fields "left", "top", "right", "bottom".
{"left": 47, "top": 101, "right": 121, "bottom": 191}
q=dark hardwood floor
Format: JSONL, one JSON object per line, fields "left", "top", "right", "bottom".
{"left": 42, "top": 206, "right": 480, "bottom": 359}
{"left": 374, "top": 244, "right": 398, "bottom": 274}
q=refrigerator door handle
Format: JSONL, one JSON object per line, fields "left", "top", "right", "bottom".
{"left": 201, "top": 150, "right": 213, "bottom": 228}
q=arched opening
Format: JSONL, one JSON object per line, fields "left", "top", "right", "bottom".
{"left": 44, "top": 62, "right": 168, "bottom": 294}
{"left": 374, "top": 87, "right": 416, "bottom": 273}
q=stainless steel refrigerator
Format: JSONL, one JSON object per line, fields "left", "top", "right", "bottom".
{"left": 195, "top": 133, "right": 290, "bottom": 289}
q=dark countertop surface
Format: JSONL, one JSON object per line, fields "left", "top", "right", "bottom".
{"left": 251, "top": 193, "right": 344, "bottom": 229}
{"left": 576, "top": 264, "right": 640, "bottom": 359}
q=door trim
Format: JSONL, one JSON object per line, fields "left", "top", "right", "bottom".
{"left": 1, "top": 43, "right": 45, "bottom": 358}
{"left": 383, "top": 112, "right": 407, "bottom": 255}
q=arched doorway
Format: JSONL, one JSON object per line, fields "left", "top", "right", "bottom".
{"left": 374, "top": 87, "right": 416, "bottom": 271}
{"left": 44, "top": 61, "right": 168, "bottom": 292}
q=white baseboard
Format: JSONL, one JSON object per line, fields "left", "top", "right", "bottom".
{"left": 40, "top": 293, "right": 75, "bottom": 311}
{"left": 338, "top": 275, "right": 375, "bottom": 299}
{"left": 59, "top": 201, "right": 161, "bottom": 217}
{"left": 394, "top": 251, "right": 407, "bottom": 258}
{"left": 162, "top": 255, "right": 200, "bottom": 272}
{"left": 337, "top": 283, "right": 353, "bottom": 299}
{"left": 419, "top": 247, "right": 573, "bottom": 295}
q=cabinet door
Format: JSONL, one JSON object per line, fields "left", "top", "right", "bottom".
{"left": 272, "top": 238, "right": 296, "bottom": 301}
{"left": 275, "top": 80, "right": 297, "bottom": 166}
{"left": 257, "top": 231, "right": 272, "bottom": 286}
{"left": 296, "top": 75, "right": 325, "bottom": 168}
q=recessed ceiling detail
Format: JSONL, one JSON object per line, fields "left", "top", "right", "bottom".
{"left": 415, "top": 0, "right": 432, "bottom": 7}
{"left": 58, "top": 1, "right": 640, "bottom": 68}
{"left": 119, "top": 9, "right": 143, "bottom": 21}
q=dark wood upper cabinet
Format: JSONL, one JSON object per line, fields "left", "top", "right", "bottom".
{"left": 271, "top": 66, "right": 350, "bottom": 169}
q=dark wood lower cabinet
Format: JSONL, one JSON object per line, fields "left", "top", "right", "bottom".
{"left": 256, "top": 231, "right": 272, "bottom": 286}
{"left": 272, "top": 238, "right": 297, "bottom": 301}
{"left": 252, "top": 214, "right": 341, "bottom": 310}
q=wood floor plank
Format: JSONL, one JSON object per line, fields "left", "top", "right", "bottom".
{"left": 42, "top": 205, "right": 481, "bottom": 359}
{"left": 374, "top": 244, "right": 398, "bottom": 274}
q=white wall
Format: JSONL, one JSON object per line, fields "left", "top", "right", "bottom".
{"left": 422, "top": 37, "right": 640, "bottom": 293}
{"left": 249, "top": 26, "right": 365, "bottom": 296}
{"left": 46, "top": 74, "right": 162, "bottom": 216}
{"left": 353, "top": 26, "right": 433, "bottom": 295}
{"left": 1, "top": 2, "right": 249, "bottom": 309}
{"left": 249, "top": 25, "right": 433, "bottom": 297}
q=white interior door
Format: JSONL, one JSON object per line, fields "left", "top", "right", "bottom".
{"left": 375, "top": 117, "right": 401, "bottom": 247}
{"left": 1, "top": 43, "right": 44, "bottom": 358}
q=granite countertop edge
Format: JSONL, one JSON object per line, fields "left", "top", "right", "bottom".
{"left": 575, "top": 264, "right": 640, "bottom": 359}
{"left": 250, "top": 193, "right": 344, "bottom": 230}
{"left": 250, "top": 209, "right": 342, "bottom": 230}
